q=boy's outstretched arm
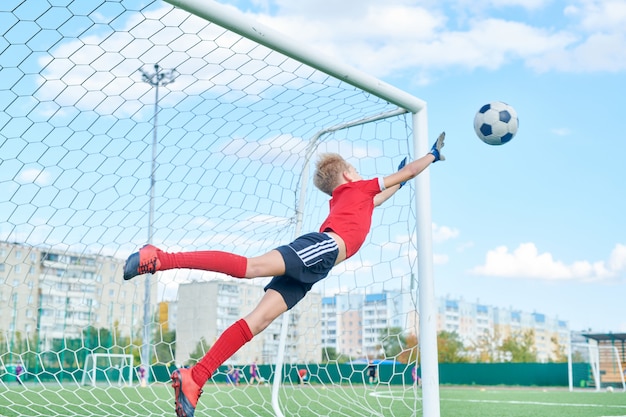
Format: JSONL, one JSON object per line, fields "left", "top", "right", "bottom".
{"left": 374, "top": 182, "right": 401, "bottom": 207}
{"left": 374, "top": 155, "right": 407, "bottom": 206}
{"left": 376, "top": 132, "right": 446, "bottom": 205}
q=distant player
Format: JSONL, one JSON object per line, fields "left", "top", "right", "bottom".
{"left": 367, "top": 361, "right": 377, "bottom": 385}
{"left": 298, "top": 368, "right": 308, "bottom": 385}
{"left": 226, "top": 365, "right": 240, "bottom": 386}
{"left": 124, "top": 134, "right": 446, "bottom": 417}
{"left": 412, "top": 365, "right": 421, "bottom": 386}
{"left": 15, "top": 363, "right": 24, "bottom": 386}
{"left": 249, "top": 359, "right": 260, "bottom": 385}
{"left": 138, "top": 365, "right": 147, "bottom": 387}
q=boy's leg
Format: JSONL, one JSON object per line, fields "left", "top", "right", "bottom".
{"left": 124, "top": 246, "right": 286, "bottom": 281}
{"left": 124, "top": 245, "right": 247, "bottom": 280}
{"left": 241, "top": 289, "right": 288, "bottom": 334}
{"left": 172, "top": 290, "right": 287, "bottom": 417}
{"left": 192, "top": 290, "right": 287, "bottom": 382}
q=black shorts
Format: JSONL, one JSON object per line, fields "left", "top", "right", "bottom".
{"left": 264, "top": 232, "right": 338, "bottom": 309}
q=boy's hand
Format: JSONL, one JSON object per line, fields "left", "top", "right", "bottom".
{"left": 430, "top": 132, "right": 446, "bottom": 162}
{"left": 397, "top": 157, "right": 408, "bottom": 188}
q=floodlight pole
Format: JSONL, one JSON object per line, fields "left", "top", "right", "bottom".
{"left": 138, "top": 63, "right": 177, "bottom": 385}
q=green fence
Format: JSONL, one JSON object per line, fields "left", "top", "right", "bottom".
{"left": 190, "top": 362, "right": 586, "bottom": 387}
{"left": 3, "top": 362, "right": 589, "bottom": 387}
{"left": 438, "top": 362, "right": 587, "bottom": 386}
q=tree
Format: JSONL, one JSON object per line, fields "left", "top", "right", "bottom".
{"left": 550, "top": 335, "right": 567, "bottom": 363}
{"left": 499, "top": 330, "right": 537, "bottom": 362}
{"left": 82, "top": 326, "right": 115, "bottom": 353}
{"left": 468, "top": 329, "right": 502, "bottom": 363}
{"left": 321, "top": 347, "right": 339, "bottom": 363}
{"left": 186, "top": 337, "right": 210, "bottom": 366}
{"left": 379, "top": 326, "right": 407, "bottom": 359}
{"left": 571, "top": 349, "right": 586, "bottom": 362}
{"left": 154, "top": 328, "right": 176, "bottom": 365}
{"left": 21, "top": 334, "right": 42, "bottom": 374}
{"left": 397, "top": 333, "right": 418, "bottom": 364}
{"left": 437, "top": 331, "right": 468, "bottom": 363}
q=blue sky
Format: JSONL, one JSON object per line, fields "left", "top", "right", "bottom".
{"left": 216, "top": 0, "right": 626, "bottom": 333}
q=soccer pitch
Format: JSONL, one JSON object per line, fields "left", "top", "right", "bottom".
{"left": 1, "top": 385, "right": 625, "bottom": 417}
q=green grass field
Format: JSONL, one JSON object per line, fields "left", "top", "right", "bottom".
{"left": 1, "top": 384, "right": 625, "bottom": 417}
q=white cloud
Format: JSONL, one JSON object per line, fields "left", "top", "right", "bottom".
{"left": 471, "top": 242, "right": 626, "bottom": 282}
{"left": 488, "top": 0, "right": 546, "bottom": 8}
{"left": 551, "top": 128, "right": 571, "bottom": 136}
{"left": 17, "top": 168, "right": 51, "bottom": 186}
{"left": 456, "top": 241, "right": 475, "bottom": 252}
{"left": 527, "top": 32, "right": 626, "bottom": 72}
{"left": 609, "top": 244, "right": 626, "bottom": 271}
{"left": 236, "top": 0, "right": 626, "bottom": 76}
{"left": 434, "top": 253, "right": 449, "bottom": 265}
{"left": 432, "top": 223, "right": 460, "bottom": 243}
{"left": 565, "top": 0, "right": 626, "bottom": 33}
{"left": 30, "top": 0, "right": 626, "bottom": 117}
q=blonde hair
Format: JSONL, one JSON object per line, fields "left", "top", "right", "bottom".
{"left": 313, "top": 153, "right": 349, "bottom": 196}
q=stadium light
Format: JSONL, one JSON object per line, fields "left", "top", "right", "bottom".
{"left": 138, "top": 63, "right": 178, "bottom": 385}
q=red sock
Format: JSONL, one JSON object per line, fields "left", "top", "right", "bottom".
{"left": 191, "top": 319, "right": 253, "bottom": 387}
{"left": 159, "top": 250, "right": 247, "bottom": 278}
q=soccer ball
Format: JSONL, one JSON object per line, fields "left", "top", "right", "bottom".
{"left": 607, "top": 386, "right": 614, "bottom": 392}
{"left": 473, "top": 101, "right": 519, "bottom": 145}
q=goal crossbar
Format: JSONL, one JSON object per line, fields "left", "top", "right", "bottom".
{"left": 164, "top": 0, "right": 425, "bottom": 114}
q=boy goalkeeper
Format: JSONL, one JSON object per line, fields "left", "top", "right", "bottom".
{"left": 123, "top": 133, "right": 445, "bottom": 417}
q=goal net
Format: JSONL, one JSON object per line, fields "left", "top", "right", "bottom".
{"left": 0, "top": 0, "right": 439, "bottom": 416}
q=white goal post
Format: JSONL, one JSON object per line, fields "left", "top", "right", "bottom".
{"left": 81, "top": 353, "right": 134, "bottom": 388}
{"left": 163, "top": 1, "right": 440, "bottom": 416}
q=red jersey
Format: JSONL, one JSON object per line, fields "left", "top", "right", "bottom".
{"left": 319, "top": 177, "right": 384, "bottom": 258}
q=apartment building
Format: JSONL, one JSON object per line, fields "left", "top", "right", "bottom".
{"left": 174, "top": 278, "right": 321, "bottom": 366}
{"left": 0, "top": 241, "right": 153, "bottom": 349}
{"left": 321, "top": 291, "right": 404, "bottom": 358}
{"left": 438, "top": 296, "right": 570, "bottom": 362}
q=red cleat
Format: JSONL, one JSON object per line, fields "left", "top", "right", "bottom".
{"left": 171, "top": 368, "right": 202, "bottom": 417}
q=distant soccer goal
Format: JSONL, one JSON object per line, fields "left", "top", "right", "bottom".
{"left": 81, "top": 353, "right": 134, "bottom": 387}
{"left": 0, "top": 0, "right": 440, "bottom": 416}
{"left": 569, "top": 343, "right": 626, "bottom": 391}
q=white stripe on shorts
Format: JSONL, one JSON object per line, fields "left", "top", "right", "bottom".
{"left": 297, "top": 238, "right": 338, "bottom": 266}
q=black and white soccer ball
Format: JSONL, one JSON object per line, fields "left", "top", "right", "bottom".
{"left": 473, "top": 101, "right": 519, "bottom": 145}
